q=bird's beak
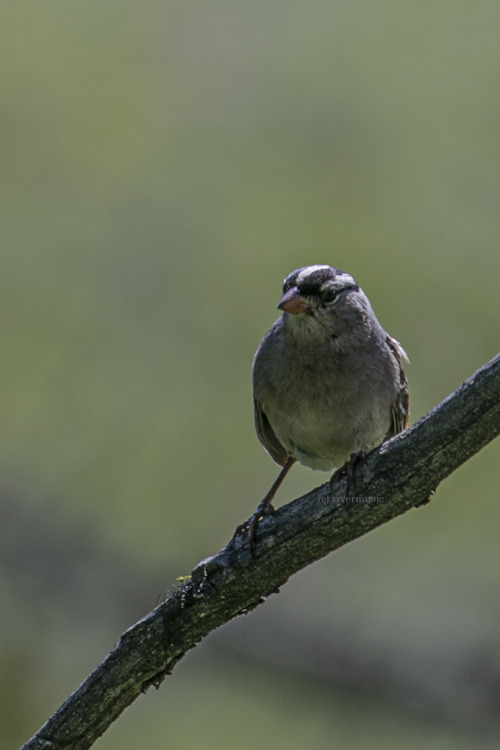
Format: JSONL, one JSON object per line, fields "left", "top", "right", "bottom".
{"left": 277, "top": 287, "right": 310, "bottom": 314}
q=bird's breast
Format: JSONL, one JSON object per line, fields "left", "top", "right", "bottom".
{"left": 254, "top": 338, "right": 394, "bottom": 470}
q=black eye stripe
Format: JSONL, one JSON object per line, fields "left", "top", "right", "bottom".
{"left": 281, "top": 267, "right": 359, "bottom": 298}
{"left": 321, "top": 283, "right": 359, "bottom": 303}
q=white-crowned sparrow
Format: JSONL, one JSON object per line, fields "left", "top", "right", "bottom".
{"left": 236, "top": 264, "right": 409, "bottom": 548}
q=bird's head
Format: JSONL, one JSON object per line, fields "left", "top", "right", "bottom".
{"left": 278, "top": 265, "right": 369, "bottom": 342}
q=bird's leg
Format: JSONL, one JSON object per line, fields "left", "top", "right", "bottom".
{"left": 234, "top": 457, "right": 295, "bottom": 552}
{"left": 330, "top": 451, "right": 366, "bottom": 495}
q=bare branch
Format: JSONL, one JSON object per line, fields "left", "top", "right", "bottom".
{"left": 21, "top": 353, "right": 500, "bottom": 750}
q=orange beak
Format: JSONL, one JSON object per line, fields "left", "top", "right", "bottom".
{"left": 277, "top": 287, "right": 310, "bottom": 314}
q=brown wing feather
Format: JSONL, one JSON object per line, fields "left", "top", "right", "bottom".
{"left": 254, "top": 399, "right": 289, "bottom": 467}
{"left": 386, "top": 336, "right": 410, "bottom": 438}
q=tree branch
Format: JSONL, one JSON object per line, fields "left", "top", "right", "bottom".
{"left": 21, "top": 353, "right": 500, "bottom": 750}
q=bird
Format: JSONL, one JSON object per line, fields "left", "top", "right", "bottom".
{"left": 235, "top": 264, "right": 409, "bottom": 550}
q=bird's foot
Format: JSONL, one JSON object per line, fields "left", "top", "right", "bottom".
{"left": 330, "top": 451, "right": 366, "bottom": 495}
{"left": 233, "top": 498, "right": 275, "bottom": 554}
{"left": 234, "top": 457, "right": 295, "bottom": 555}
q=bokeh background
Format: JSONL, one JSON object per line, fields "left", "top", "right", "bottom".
{"left": 2, "top": 2, "right": 499, "bottom": 748}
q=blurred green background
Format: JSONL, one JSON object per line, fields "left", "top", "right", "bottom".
{"left": 1, "top": 1, "right": 499, "bottom": 748}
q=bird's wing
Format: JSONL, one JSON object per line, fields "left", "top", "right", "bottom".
{"left": 386, "top": 335, "right": 410, "bottom": 437}
{"left": 254, "top": 399, "right": 289, "bottom": 467}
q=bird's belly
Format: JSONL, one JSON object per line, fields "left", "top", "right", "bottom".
{"left": 266, "top": 390, "right": 390, "bottom": 471}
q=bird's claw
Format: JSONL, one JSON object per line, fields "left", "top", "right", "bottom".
{"left": 234, "top": 457, "right": 294, "bottom": 555}
{"left": 233, "top": 500, "right": 275, "bottom": 554}
{"left": 330, "top": 451, "right": 366, "bottom": 494}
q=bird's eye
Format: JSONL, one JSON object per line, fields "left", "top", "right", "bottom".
{"left": 322, "top": 289, "right": 338, "bottom": 304}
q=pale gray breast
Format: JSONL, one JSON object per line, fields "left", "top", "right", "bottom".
{"left": 253, "top": 321, "right": 399, "bottom": 470}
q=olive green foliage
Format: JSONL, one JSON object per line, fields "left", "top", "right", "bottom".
{"left": 1, "top": 2, "right": 499, "bottom": 749}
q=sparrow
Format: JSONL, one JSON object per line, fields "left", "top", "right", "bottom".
{"left": 236, "top": 264, "right": 409, "bottom": 550}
